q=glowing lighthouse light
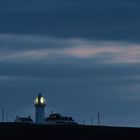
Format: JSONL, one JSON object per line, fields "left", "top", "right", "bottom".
{"left": 34, "top": 95, "right": 46, "bottom": 106}
{"left": 34, "top": 97, "right": 39, "bottom": 104}
{"left": 40, "top": 97, "right": 45, "bottom": 104}
{"left": 34, "top": 94, "right": 46, "bottom": 124}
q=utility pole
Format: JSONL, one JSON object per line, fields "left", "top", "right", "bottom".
{"left": 98, "top": 112, "right": 100, "bottom": 126}
{"left": 83, "top": 120, "right": 85, "bottom": 125}
{"left": 90, "top": 117, "right": 93, "bottom": 126}
{"left": 6, "top": 114, "right": 8, "bottom": 122}
{"left": 2, "top": 108, "right": 4, "bottom": 122}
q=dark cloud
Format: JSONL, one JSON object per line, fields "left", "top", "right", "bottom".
{"left": 0, "top": 35, "right": 74, "bottom": 51}
{"left": 0, "top": 0, "right": 140, "bottom": 41}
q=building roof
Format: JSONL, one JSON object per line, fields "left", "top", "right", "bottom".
{"left": 45, "top": 113, "right": 78, "bottom": 125}
{"left": 15, "top": 116, "right": 33, "bottom": 122}
{"left": 45, "top": 113, "right": 74, "bottom": 121}
{"left": 18, "top": 117, "right": 33, "bottom": 122}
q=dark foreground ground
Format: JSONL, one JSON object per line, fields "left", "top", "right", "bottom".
{"left": 0, "top": 123, "right": 140, "bottom": 140}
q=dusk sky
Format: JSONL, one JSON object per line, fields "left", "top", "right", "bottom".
{"left": 0, "top": 0, "right": 140, "bottom": 127}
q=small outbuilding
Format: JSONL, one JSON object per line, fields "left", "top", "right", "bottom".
{"left": 14, "top": 115, "right": 33, "bottom": 124}
{"left": 45, "top": 113, "right": 78, "bottom": 125}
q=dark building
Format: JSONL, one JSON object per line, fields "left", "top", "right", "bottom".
{"left": 45, "top": 113, "right": 78, "bottom": 125}
{"left": 14, "top": 116, "right": 33, "bottom": 124}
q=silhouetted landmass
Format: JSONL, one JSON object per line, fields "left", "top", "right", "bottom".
{"left": 0, "top": 123, "right": 140, "bottom": 140}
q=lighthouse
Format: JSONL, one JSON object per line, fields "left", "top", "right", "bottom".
{"left": 34, "top": 94, "right": 46, "bottom": 124}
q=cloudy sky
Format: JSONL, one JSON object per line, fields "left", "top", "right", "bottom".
{"left": 0, "top": 0, "right": 140, "bottom": 127}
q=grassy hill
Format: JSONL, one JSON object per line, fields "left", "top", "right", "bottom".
{"left": 0, "top": 123, "right": 140, "bottom": 140}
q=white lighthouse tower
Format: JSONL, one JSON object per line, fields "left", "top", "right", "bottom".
{"left": 34, "top": 94, "right": 46, "bottom": 124}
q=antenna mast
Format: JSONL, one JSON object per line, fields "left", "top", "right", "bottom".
{"left": 98, "top": 112, "right": 100, "bottom": 126}
{"left": 2, "top": 108, "right": 4, "bottom": 122}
